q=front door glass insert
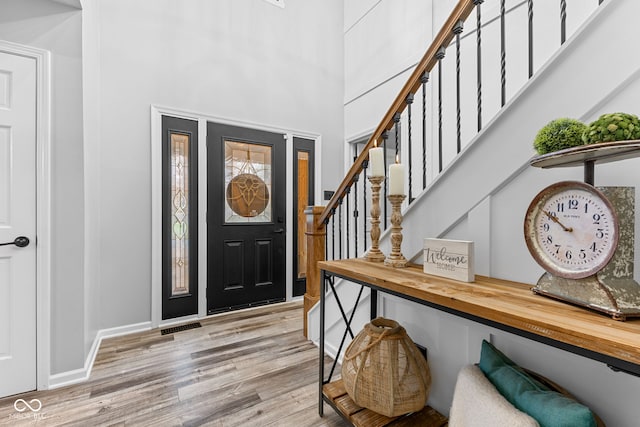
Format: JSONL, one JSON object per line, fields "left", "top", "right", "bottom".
{"left": 225, "top": 140, "right": 272, "bottom": 223}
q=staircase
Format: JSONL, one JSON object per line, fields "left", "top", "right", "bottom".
{"left": 307, "top": 1, "right": 640, "bottom": 424}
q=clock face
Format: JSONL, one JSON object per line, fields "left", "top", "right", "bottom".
{"left": 524, "top": 181, "right": 619, "bottom": 279}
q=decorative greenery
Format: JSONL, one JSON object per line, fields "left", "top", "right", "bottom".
{"left": 533, "top": 118, "right": 587, "bottom": 155}
{"left": 582, "top": 112, "right": 640, "bottom": 144}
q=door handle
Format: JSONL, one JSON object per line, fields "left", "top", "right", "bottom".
{"left": 0, "top": 236, "right": 30, "bottom": 248}
{"left": 273, "top": 228, "right": 285, "bottom": 234}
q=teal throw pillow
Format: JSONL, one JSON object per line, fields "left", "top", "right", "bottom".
{"left": 478, "top": 340, "right": 597, "bottom": 427}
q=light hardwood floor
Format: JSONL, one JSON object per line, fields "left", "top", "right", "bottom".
{"left": 0, "top": 301, "right": 347, "bottom": 426}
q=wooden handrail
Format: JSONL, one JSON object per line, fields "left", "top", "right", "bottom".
{"left": 318, "top": 0, "right": 477, "bottom": 227}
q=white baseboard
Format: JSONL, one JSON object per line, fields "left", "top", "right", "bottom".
{"left": 48, "top": 321, "right": 152, "bottom": 389}
{"left": 47, "top": 300, "right": 303, "bottom": 389}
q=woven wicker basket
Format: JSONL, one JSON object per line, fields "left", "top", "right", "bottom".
{"left": 341, "top": 317, "right": 431, "bottom": 417}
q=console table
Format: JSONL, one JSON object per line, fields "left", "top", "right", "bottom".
{"left": 318, "top": 259, "right": 640, "bottom": 424}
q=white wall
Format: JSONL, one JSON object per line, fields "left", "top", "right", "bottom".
{"left": 80, "top": 0, "right": 102, "bottom": 368}
{"left": 2, "top": 0, "right": 344, "bottom": 380}
{"left": 344, "top": 0, "right": 433, "bottom": 140}
{"left": 331, "top": 1, "right": 640, "bottom": 426}
{"left": 0, "top": 0, "right": 86, "bottom": 375}
{"left": 86, "top": 0, "right": 344, "bottom": 330}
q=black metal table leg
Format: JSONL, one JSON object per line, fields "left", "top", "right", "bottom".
{"left": 371, "top": 289, "right": 378, "bottom": 319}
{"left": 319, "top": 269, "right": 326, "bottom": 417}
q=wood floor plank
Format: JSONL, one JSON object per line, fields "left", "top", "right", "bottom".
{"left": 0, "top": 301, "right": 347, "bottom": 426}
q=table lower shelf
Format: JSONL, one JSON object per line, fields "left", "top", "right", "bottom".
{"left": 322, "top": 379, "right": 448, "bottom": 427}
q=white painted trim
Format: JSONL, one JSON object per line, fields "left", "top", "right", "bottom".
{"left": 285, "top": 132, "right": 293, "bottom": 301}
{"left": 316, "top": 340, "right": 341, "bottom": 364}
{"left": 150, "top": 106, "right": 163, "bottom": 329}
{"left": 150, "top": 105, "right": 322, "bottom": 326}
{"left": 345, "top": 127, "right": 375, "bottom": 146}
{"left": 36, "top": 48, "right": 52, "bottom": 393}
{"left": 197, "top": 118, "right": 208, "bottom": 319}
{"left": 52, "top": 300, "right": 302, "bottom": 389}
{"left": 0, "top": 40, "right": 52, "bottom": 392}
{"left": 49, "top": 321, "right": 152, "bottom": 389}
{"left": 314, "top": 135, "right": 323, "bottom": 205}
{"left": 48, "top": 368, "right": 87, "bottom": 390}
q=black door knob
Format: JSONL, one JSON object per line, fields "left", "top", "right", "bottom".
{"left": 0, "top": 236, "right": 30, "bottom": 248}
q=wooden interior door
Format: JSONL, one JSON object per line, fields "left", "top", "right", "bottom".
{"left": 207, "top": 122, "right": 286, "bottom": 313}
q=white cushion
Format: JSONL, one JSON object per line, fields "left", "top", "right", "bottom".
{"left": 448, "top": 364, "right": 540, "bottom": 427}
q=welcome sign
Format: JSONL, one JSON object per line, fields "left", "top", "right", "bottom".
{"left": 423, "top": 238, "right": 475, "bottom": 282}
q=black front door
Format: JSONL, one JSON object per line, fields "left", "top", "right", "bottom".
{"left": 162, "top": 116, "right": 199, "bottom": 320}
{"left": 207, "top": 122, "right": 286, "bottom": 313}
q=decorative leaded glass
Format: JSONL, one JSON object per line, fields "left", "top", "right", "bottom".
{"left": 171, "top": 132, "right": 190, "bottom": 296}
{"left": 297, "top": 151, "right": 309, "bottom": 279}
{"left": 225, "top": 140, "right": 272, "bottom": 223}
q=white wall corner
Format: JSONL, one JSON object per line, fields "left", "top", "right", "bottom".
{"left": 51, "top": 0, "right": 82, "bottom": 9}
{"left": 467, "top": 196, "right": 491, "bottom": 277}
{"left": 48, "top": 321, "right": 152, "bottom": 390}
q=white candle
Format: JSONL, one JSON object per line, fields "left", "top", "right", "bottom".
{"left": 369, "top": 140, "right": 384, "bottom": 177}
{"left": 389, "top": 160, "right": 405, "bottom": 195}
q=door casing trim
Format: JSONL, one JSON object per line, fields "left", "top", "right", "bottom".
{"left": 150, "top": 105, "right": 321, "bottom": 327}
{"left": 0, "top": 40, "right": 52, "bottom": 391}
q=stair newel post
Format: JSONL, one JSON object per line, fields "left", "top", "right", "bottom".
{"left": 304, "top": 206, "right": 326, "bottom": 338}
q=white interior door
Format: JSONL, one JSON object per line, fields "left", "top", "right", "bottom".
{"left": 0, "top": 51, "right": 37, "bottom": 397}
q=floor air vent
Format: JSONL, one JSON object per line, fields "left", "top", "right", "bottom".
{"left": 161, "top": 322, "right": 202, "bottom": 335}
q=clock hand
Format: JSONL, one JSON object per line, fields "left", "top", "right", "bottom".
{"left": 543, "top": 210, "right": 573, "bottom": 232}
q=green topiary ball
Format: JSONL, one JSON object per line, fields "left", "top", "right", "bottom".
{"left": 582, "top": 112, "right": 640, "bottom": 144}
{"left": 533, "top": 118, "right": 587, "bottom": 155}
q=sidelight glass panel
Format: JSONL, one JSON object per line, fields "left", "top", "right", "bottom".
{"left": 170, "top": 132, "right": 190, "bottom": 296}
{"left": 225, "top": 140, "right": 272, "bottom": 223}
{"left": 297, "top": 151, "right": 309, "bottom": 279}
